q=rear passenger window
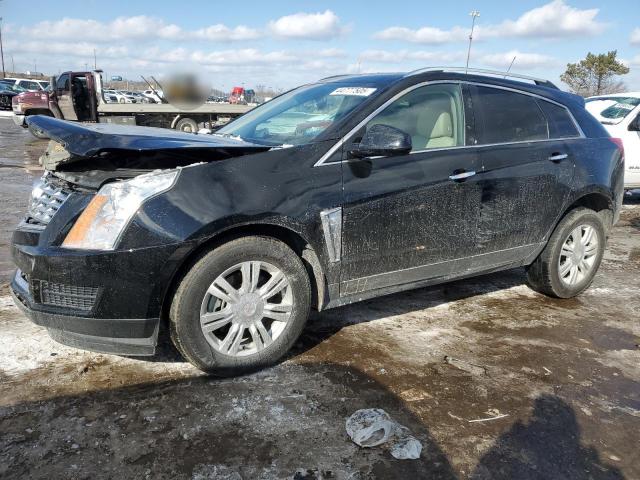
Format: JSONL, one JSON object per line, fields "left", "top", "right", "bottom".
{"left": 536, "top": 100, "right": 580, "bottom": 138}
{"left": 469, "top": 85, "right": 548, "bottom": 144}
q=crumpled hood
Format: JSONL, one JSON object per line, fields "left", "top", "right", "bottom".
{"left": 27, "top": 115, "right": 268, "bottom": 160}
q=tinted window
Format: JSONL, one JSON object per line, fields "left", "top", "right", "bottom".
{"left": 56, "top": 75, "right": 70, "bottom": 91}
{"left": 537, "top": 100, "right": 580, "bottom": 138}
{"left": 366, "top": 83, "right": 465, "bottom": 152}
{"left": 470, "top": 85, "right": 548, "bottom": 144}
{"left": 23, "top": 81, "right": 40, "bottom": 90}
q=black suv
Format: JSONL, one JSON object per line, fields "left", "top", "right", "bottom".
{"left": 11, "top": 68, "right": 624, "bottom": 375}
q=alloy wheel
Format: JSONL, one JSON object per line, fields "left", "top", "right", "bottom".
{"left": 558, "top": 224, "right": 599, "bottom": 286}
{"left": 199, "top": 261, "right": 292, "bottom": 357}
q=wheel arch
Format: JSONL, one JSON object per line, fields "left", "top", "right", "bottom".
{"left": 563, "top": 189, "right": 614, "bottom": 232}
{"left": 160, "top": 223, "right": 328, "bottom": 328}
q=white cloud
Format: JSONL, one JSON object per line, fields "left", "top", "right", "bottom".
{"left": 358, "top": 49, "right": 464, "bottom": 64}
{"left": 496, "top": 0, "right": 604, "bottom": 38}
{"left": 6, "top": 39, "right": 128, "bottom": 58}
{"left": 374, "top": 26, "right": 468, "bottom": 44}
{"left": 375, "top": 1, "right": 605, "bottom": 44}
{"left": 478, "top": 50, "right": 559, "bottom": 69}
{"left": 19, "top": 16, "right": 261, "bottom": 42}
{"left": 318, "top": 48, "right": 348, "bottom": 58}
{"left": 269, "top": 10, "right": 346, "bottom": 40}
{"left": 631, "top": 28, "right": 640, "bottom": 45}
{"left": 193, "top": 25, "right": 261, "bottom": 41}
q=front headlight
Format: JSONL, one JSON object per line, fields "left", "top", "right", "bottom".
{"left": 62, "top": 170, "right": 179, "bottom": 250}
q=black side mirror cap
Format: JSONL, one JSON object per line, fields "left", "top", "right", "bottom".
{"left": 349, "top": 124, "right": 412, "bottom": 158}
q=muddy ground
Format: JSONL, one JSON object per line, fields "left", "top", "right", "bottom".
{"left": 0, "top": 118, "right": 638, "bottom": 479}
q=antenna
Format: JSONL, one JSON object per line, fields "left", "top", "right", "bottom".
{"left": 505, "top": 56, "right": 516, "bottom": 75}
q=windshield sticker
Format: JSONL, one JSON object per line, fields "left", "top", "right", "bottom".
{"left": 330, "top": 87, "right": 377, "bottom": 97}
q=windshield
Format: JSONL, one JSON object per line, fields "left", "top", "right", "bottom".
{"left": 0, "top": 82, "right": 26, "bottom": 93}
{"left": 586, "top": 96, "right": 640, "bottom": 124}
{"left": 217, "top": 83, "right": 378, "bottom": 146}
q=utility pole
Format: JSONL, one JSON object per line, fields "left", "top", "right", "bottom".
{"left": 93, "top": 48, "right": 97, "bottom": 69}
{"left": 465, "top": 10, "right": 480, "bottom": 73}
{"left": 0, "top": 16, "right": 5, "bottom": 78}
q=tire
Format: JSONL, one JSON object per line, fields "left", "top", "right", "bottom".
{"left": 175, "top": 117, "right": 198, "bottom": 133}
{"left": 527, "top": 207, "right": 606, "bottom": 298}
{"left": 170, "top": 236, "right": 311, "bottom": 375}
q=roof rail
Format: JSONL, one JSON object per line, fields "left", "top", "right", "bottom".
{"left": 406, "top": 66, "right": 559, "bottom": 89}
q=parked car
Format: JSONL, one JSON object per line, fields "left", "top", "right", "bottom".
{"left": 0, "top": 82, "right": 23, "bottom": 110}
{"left": 10, "top": 68, "right": 624, "bottom": 375}
{"left": 142, "top": 89, "right": 163, "bottom": 103}
{"left": 3, "top": 77, "right": 46, "bottom": 91}
{"left": 586, "top": 93, "right": 640, "bottom": 190}
{"left": 126, "top": 91, "right": 154, "bottom": 103}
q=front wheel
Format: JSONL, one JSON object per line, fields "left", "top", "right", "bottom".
{"left": 170, "top": 236, "right": 311, "bottom": 375}
{"left": 527, "top": 207, "right": 606, "bottom": 298}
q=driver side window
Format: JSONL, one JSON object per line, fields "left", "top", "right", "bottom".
{"left": 56, "top": 75, "right": 70, "bottom": 93}
{"left": 365, "top": 83, "right": 465, "bottom": 152}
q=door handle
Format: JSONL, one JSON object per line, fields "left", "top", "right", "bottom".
{"left": 548, "top": 153, "right": 568, "bottom": 162}
{"left": 449, "top": 170, "right": 476, "bottom": 182}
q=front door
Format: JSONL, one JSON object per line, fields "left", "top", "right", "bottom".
{"left": 55, "top": 74, "right": 77, "bottom": 121}
{"left": 340, "top": 82, "right": 482, "bottom": 296}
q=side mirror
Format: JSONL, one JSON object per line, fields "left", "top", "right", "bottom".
{"left": 350, "top": 124, "right": 412, "bottom": 158}
{"left": 628, "top": 114, "right": 640, "bottom": 132}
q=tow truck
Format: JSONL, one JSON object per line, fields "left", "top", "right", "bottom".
{"left": 12, "top": 70, "right": 252, "bottom": 136}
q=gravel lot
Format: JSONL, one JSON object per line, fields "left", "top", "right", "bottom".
{"left": 0, "top": 117, "right": 639, "bottom": 479}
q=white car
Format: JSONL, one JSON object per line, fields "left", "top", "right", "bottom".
{"left": 3, "top": 77, "right": 45, "bottom": 91}
{"left": 142, "top": 89, "right": 163, "bottom": 103}
{"left": 104, "top": 89, "right": 137, "bottom": 104}
{"left": 586, "top": 93, "right": 640, "bottom": 190}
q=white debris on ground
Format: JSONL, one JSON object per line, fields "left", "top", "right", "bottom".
{"left": 345, "top": 408, "right": 422, "bottom": 460}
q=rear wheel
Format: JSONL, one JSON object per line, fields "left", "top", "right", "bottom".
{"left": 527, "top": 208, "right": 606, "bottom": 298}
{"left": 170, "top": 236, "right": 311, "bottom": 375}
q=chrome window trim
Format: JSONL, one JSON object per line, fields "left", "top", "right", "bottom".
{"left": 314, "top": 80, "right": 585, "bottom": 167}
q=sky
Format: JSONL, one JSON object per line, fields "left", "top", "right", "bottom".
{"left": 1, "top": 0, "right": 639, "bottom": 92}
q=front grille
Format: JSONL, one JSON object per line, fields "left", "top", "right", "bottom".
{"left": 0, "top": 94, "right": 12, "bottom": 110}
{"left": 39, "top": 281, "right": 98, "bottom": 311}
{"left": 24, "top": 175, "right": 71, "bottom": 227}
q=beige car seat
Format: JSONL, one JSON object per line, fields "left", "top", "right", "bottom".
{"left": 367, "top": 92, "right": 458, "bottom": 150}
{"left": 415, "top": 99, "right": 456, "bottom": 149}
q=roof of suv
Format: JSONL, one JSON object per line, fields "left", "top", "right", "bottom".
{"left": 319, "top": 69, "right": 582, "bottom": 108}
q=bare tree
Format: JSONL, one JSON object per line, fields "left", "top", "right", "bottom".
{"left": 560, "top": 51, "right": 630, "bottom": 97}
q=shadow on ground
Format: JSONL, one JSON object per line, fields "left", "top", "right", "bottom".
{"left": 0, "top": 361, "right": 624, "bottom": 479}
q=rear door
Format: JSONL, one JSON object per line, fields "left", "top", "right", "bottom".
{"left": 468, "top": 84, "right": 580, "bottom": 257}
{"left": 55, "top": 74, "right": 77, "bottom": 121}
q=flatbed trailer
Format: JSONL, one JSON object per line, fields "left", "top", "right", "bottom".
{"left": 13, "top": 70, "right": 253, "bottom": 134}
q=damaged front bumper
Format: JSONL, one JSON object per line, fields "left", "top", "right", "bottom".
{"left": 9, "top": 237, "right": 186, "bottom": 356}
{"left": 11, "top": 271, "right": 159, "bottom": 356}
